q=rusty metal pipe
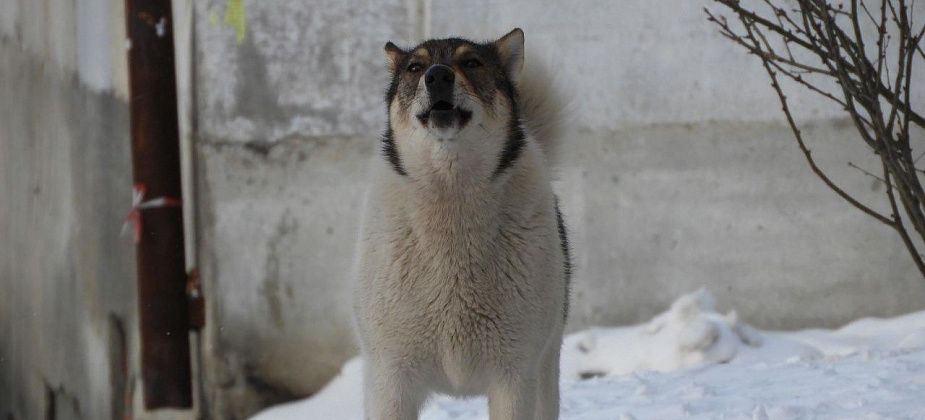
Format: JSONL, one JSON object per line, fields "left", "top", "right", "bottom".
{"left": 124, "top": 0, "right": 192, "bottom": 408}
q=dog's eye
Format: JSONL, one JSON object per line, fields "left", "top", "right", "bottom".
{"left": 406, "top": 63, "right": 423, "bottom": 73}
{"left": 463, "top": 59, "right": 482, "bottom": 68}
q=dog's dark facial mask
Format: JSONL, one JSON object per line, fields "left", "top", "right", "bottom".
{"left": 383, "top": 29, "right": 524, "bottom": 136}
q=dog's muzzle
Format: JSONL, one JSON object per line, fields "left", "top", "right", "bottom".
{"left": 417, "top": 64, "right": 472, "bottom": 129}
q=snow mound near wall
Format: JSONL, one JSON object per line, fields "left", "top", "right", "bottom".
{"left": 560, "top": 288, "right": 821, "bottom": 380}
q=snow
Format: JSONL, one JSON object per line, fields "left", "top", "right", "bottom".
{"left": 251, "top": 289, "right": 925, "bottom": 420}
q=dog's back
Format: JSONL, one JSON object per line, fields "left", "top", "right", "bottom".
{"left": 353, "top": 29, "right": 569, "bottom": 420}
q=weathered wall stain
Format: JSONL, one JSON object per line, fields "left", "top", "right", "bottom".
{"left": 233, "top": 34, "right": 291, "bottom": 127}
{"left": 261, "top": 211, "right": 299, "bottom": 329}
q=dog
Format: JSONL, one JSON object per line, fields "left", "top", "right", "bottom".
{"left": 352, "top": 28, "right": 570, "bottom": 420}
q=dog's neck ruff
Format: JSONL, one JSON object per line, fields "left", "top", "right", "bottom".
{"left": 492, "top": 117, "right": 526, "bottom": 179}
{"left": 381, "top": 127, "right": 407, "bottom": 176}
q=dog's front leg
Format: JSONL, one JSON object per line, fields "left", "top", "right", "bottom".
{"left": 364, "top": 361, "right": 425, "bottom": 420}
{"left": 534, "top": 344, "right": 561, "bottom": 420}
{"left": 488, "top": 373, "right": 538, "bottom": 420}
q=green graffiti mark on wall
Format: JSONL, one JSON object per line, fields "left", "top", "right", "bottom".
{"left": 225, "top": 0, "right": 246, "bottom": 44}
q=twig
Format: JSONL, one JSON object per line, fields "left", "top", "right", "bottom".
{"left": 848, "top": 161, "right": 890, "bottom": 185}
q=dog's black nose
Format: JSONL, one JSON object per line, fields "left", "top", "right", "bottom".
{"left": 424, "top": 65, "right": 455, "bottom": 94}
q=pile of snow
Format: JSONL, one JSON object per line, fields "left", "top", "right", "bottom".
{"left": 562, "top": 288, "right": 766, "bottom": 380}
{"left": 252, "top": 289, "right": 925, "bottom": 420}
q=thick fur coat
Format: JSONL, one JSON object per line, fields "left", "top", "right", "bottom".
{"left": 352, "top": 29, "right": 570, "bottom": 420}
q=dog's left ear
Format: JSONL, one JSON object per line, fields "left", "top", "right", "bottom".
{"left": 494, "top": 28, "right": 525, "bottom": 82}
{"left": 384, "top": 41, "right": 405, "bottom": 73}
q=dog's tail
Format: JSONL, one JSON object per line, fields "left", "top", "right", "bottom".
{"left": 517, "top": 54, "right": 568, "bottom": 164}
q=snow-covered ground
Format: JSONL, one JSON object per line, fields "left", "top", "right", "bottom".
{"left": 252, "top": 289, "right": 925, "bottom": 420}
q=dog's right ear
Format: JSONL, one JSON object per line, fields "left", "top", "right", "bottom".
{"left": 384, "top": 42, "right": 405, "bottom": 73}
{"left": 494, "top": 28, "right": 525, "bottom": 82}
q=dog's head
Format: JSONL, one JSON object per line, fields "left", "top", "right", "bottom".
{"left": 381, "top": 29, "right": 526, "bottom": 179}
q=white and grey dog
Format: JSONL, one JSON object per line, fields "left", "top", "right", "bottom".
{"left": 353, "top": 28, "right": 570, "bottom": 420}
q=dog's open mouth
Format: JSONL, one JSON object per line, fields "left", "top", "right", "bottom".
{"left": 431, "top": 100, "right": 454, "bottom": 111}
{"left": 417, "top": 101, "right": 472, "bottom": 129}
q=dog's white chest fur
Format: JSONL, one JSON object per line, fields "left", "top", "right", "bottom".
{"left": 353, "top": 144, "right": 567, "bottom": 405}
{"left": 376, "top": 198, "right": 549, "bottom": 392}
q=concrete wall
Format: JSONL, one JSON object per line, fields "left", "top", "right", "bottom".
{"left": 0, "top": 1, "right": 197, "bottom": 419}
{"left": 0, "top": 1, "right": 134, "bottom": 418}
{"left": 190, "top": 0, "right": 925, "bottom": 417}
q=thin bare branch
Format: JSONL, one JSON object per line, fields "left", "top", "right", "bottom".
{"left": 712, "top": 0, "right": 925, "bottom": 128}
{"left": 708, "top": 0, "right": 925, "bottom": 280}
{"left": 741, "top": 15, "right": 894, "bottom": 226}
{"left": 883, "top": 159, "right": 925, "bottom": 275}
{"left": 848, "top": 161, "right": 890, "bottom": 185}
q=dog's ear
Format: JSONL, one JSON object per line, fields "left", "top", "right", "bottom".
{"left": 384, "top": 42, "right": 405, "bottom": 73}
{"left": 494, "top": 28, "right": 525, "bottom": 82}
